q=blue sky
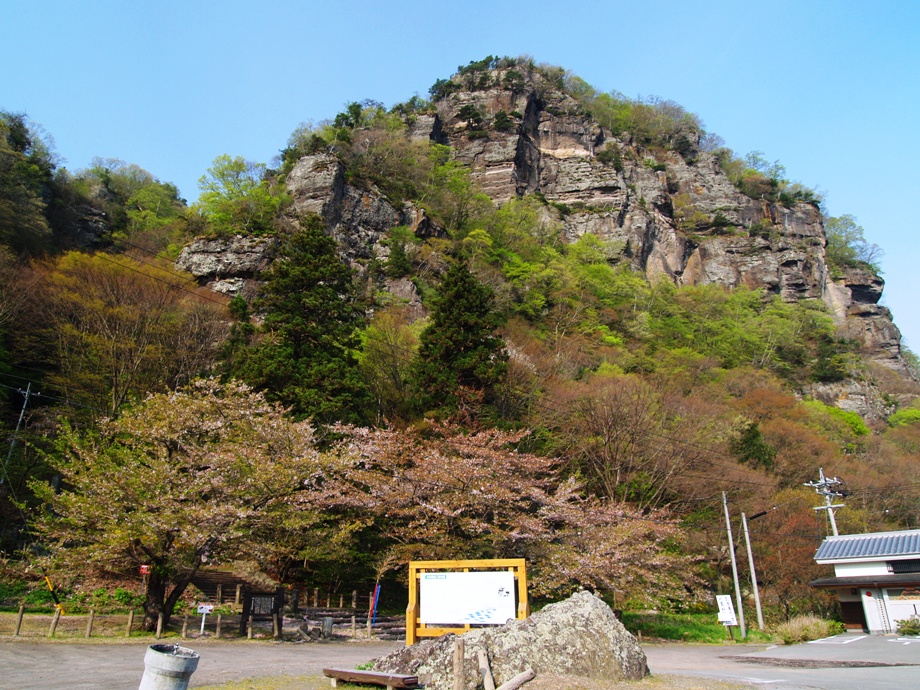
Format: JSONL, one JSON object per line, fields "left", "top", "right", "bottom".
{"left": 3, "top": 0, "right": 918, "bottom": 350}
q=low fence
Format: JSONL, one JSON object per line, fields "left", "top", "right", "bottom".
{"left": 1, "top": 586, "right": 402, "bottom": 640}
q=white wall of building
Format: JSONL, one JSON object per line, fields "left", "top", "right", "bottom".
{"left": 834, "top": 562, "right": 890, "bottom": 577}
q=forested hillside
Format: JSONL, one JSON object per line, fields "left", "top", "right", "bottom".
{"left": 2, "top": 57, "right": 919, "bottom": 630}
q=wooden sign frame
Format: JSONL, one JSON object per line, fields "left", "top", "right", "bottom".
{"left": 406, "top": 558, "right": 528, "bottom": 645}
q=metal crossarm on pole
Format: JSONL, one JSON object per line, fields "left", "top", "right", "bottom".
{"left": 804, "top": 468, "right": 846, "bottom": 536}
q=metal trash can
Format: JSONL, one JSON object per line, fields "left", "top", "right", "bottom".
{"left": 138, "top": 644, "right": 200, "bottom": 690}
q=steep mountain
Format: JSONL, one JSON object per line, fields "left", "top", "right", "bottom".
{"left": 175, "top": 58, "right": 914, "bottom": 413}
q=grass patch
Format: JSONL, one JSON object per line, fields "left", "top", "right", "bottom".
{"left": 620, "top": 611, "right": 773, "bottom": 644}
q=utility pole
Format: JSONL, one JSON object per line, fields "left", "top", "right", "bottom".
{"left": 741, "top": 511, "right": 767, "bottom": 631}
{"left": 1, "top": 383, "right": 31, "bottom": 488}
{"left": 722, "top": 492, "right": 746, "bottom": 639}
{"left": 804, "top": 468, "right": 846, "bottom": 537}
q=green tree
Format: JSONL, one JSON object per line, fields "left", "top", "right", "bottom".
{"left": 358, "top": 306, "right": 420, "bottom": 424}
{"left": 0, "top": 112, "right": 54, "bottom": 254}
{"left": 227, "top": 214, "right": 368, "bottom": 423}
{"left": 730, "top": 421, "right": 776, "bottom": 470}
{"left": 824, "top": 214, "right": 883, "bottom": 273}
{"left": 27, "top": 252, "right": 228, "bottom": 416}
{"left": 195, "top": 154, "right": 286, "bottom": 235}
{"left": 410, "top": 260, "right": 507, "bottom": 416}
{"left": 32, "top": 379, "right": 329, "bottom": 631}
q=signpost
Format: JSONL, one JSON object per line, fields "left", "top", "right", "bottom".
{"left": 197, "top": 603, "right": 214, "bottom": 636}
{"left": 716, "top": 594, "right": 738, "bottom": 640}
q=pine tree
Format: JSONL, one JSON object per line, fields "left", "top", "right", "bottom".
{"left": 228, "top": 214, "right": 368, "bottom": 423}
{"left": 410, "top": 260, "right": 507, "bottom": 416}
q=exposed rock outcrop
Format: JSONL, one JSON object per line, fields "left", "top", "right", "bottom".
{"left": 175, "top": 235, "right": 277, "bottom": 296}
{"left": 173, "top": 60, "right": 911, "bottom": 393}
{"left": 422, "top": 65, "right": 905, "bottom": 374}
{"left": 285, "top": 152, "right": 445, "bottom": 268}
{"left": 373, "top": 591, "right": 647, "bottom": 690}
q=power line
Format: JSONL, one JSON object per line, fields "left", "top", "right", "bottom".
{"left": 92, "top": 252, "right": 230, "bottom": 307}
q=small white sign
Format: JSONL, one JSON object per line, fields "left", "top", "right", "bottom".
{"left": 716, "top": 595, "right": 737, "bottom": 626}
{"left": 197, "top": 604, "right": 214, "bottom": 615}
{"left": 420, "top": 571, "right": 516, "bottom": 625}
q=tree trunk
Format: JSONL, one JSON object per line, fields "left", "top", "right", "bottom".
{"left": 143, "top": 567, "right": 200, "bottom": 631}
{"left": 143, "top": 572, "right": 168, "bottom": 632}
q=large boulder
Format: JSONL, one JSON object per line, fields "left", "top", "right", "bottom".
{"left": 373, "top": 591, "right": 647, "bottom": 690}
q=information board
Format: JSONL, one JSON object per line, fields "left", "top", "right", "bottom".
{"left": 716, "top": 594, "right": 737, "bottom": 626}
{"left": 420, "top": 571, "right": 516, "bottom": 625}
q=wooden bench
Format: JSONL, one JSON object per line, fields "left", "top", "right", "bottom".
{"left": 322, "top": 667, "right": 419, "bottom": 689}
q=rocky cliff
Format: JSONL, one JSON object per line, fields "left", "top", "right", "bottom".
{"left": 420, "top": 65, "right": 907, "bottom": 376}
{"left": 175, "top": 61, "right": 911, "bottom": 391}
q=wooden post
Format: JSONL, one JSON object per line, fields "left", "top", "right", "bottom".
{"left": 85, "top": 609, "right": 95, "bottom": 638}
{"left": 181, "top": 615, "right": 188, "bottom": 639}
{"left": 478, "top": 649, "right": 495, "bottom": 690}
{"left": 155, "top": 612, "right": 164, "bottom": 639}
{"left": 339, "top": 594, "right": 344, "bottom": 609}
{"left": 496, "top": 669, "right": 535, "bottom": 690}
{"left": 313, "top": 587, "right": 319, "bottom": 608}
{"left": 326, "top": 593, "right": 331, "bottom": 609}
{"left": 216, "top": 613, "right": 222, "bottom": 639}
{"left": 216, "top": 584, "right": 223, "bottom": 604}
{"left": 48, "top": 608, "right": 61, "bottom": 637}
{"left": 126, "top": 609, "right": 134, "bottom": 637}
{"left": 351, "top": 614, "right": 356, "bottom": 638}
{"left": 272, "top": 612, "right": 280, "bottom": 639}
{"left": 235, "top": 584, "right": 241, "bottom": 606}
{"left": 14, "top": 603, "right": 25, "bottom": 636}
{"left": 452, "top": 637, "right": 465, "bottom": 690}
{"left": 366, "top": 590, "right": 373, "bottom": 637}
{"left": 351, "top": 590, "right": 357, "bottom": 609}
{"left": 247, "top": 615, "right": 253, "bottom": 639}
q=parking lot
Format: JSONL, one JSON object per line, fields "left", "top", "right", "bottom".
{"left": 645, "top": 633, "right": 920, "bottom": 690}
{"left": 1, "top": 632, "right": 918, "bottom": 690}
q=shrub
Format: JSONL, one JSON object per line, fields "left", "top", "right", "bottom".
{"left": 493, "top": 110, "right": 515, "bottom": 132}
{"left": 596, "top": 144, "right": 624, "bottom": 171}
{"left": 888, "top": 407, "right": 920, "bottom": 427}
{"left": 774, "top": 615, "right": 843, "bottom": 644}
{"left": 896, "top": 616, "right": 920, "bottom": 636}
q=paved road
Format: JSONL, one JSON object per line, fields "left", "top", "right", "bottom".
{"left": 2, "top": 633, "right": 918, "bottom": 690}
{"left": 646, "top": 633, "right": 920, "bottom": 690}
{"left": 0, "top": 638, "right": 402, "bottom": 689}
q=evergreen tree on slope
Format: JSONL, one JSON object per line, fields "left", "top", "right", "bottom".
{"left": 227, "top": 214, "right": 368, "bottom": 424}
{"left": 410, "top": 259, "right": 507, "bottom": 417}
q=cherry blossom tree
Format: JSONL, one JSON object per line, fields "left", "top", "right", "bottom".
{"left": 32, "top": 379, "right": 331, "bottom": 630}
{"left": 326, "top": 422, "right": 691, "bottom": 601}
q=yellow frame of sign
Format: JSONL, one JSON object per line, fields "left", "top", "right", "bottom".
{"left": 406, "top": 558, "right": 529, "bottom": 646}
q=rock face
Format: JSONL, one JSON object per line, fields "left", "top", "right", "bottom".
{"left": 372, "top": 591, "right": 647, "bottom": 690}
{"left": 174, "top": 61, "right": 910, "bottom": 386}
{"left": 413, "top": 64, "right": 905, "bottom": 372}
{"left": 285, "top": 152, "right": 445, "bottom": 268}
{"left": 175, "top": 235, "right": 278, "bottom": 296}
